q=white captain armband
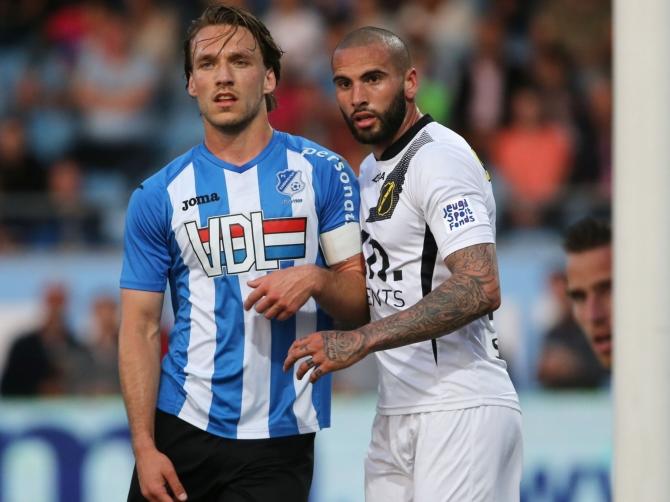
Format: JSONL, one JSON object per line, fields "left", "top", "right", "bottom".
{"left": 319, "top": 223, "right": 362, "bottom": 266}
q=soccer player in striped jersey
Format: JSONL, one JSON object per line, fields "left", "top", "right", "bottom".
{"left": 118, "top": 6, "right": 367, "bottom": 502}
{"left": 285, "top": 27, "right": 522, "bottom": 501}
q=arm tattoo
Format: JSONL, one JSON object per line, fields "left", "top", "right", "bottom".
{"left": 322, "top": 331, "right": 367, "bottom": 362}
{"left": 360, "top": 243, "right": 500, "bottom": 352}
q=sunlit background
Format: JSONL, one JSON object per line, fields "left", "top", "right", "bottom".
{"left": 0, "top": 0, "right": 611, "bottom": 501}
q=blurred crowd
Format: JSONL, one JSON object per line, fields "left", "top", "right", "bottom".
{"left": 0, "top": 0, "right": 611, "bottom": 249}
{"left": 0, "top": 0, "right": 612, "bottom": 393}
{"left": 0, "top": 283, "right": 121, "bottom": 396}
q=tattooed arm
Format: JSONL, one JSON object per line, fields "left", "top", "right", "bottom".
{"left": 284, "top": 243, "right": 500, "bottom": 382}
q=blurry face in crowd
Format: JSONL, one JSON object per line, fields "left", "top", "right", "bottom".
{"left": 188, "top": 24, "right": 275, "bottom": 135}
{"left": 331, "top": 43, "right": 415, "bottom": 149}
{"left": 566, "top": 245, "right": 612, "bottom": 369}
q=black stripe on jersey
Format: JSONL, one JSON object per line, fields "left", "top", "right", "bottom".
{"left": 367, "top": 131, "right": 434, "bottom": 223}
{"left": 420, "top": 224, "right": 439, "bottom": 365}
{"left": 379, "top": 114, "right": 434, "bottom": 161}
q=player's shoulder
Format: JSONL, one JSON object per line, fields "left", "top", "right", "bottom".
{"left": 130, "top": 146, "right": 198, "bottom": 208}
{"left": 136, "top": 147, "right": 198, "bottom": 194}
{"left": 279, "top": 131, "right": 349, "bottom": 171}
{"left": 413, "top": 123, "right": 482, "bottom": 171}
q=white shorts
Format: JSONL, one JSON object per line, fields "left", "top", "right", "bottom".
{"left": 364, "top": 406, "right": 523, "bottom": 502}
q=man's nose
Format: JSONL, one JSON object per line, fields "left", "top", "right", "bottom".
{"left": 351, "top": 82, "right": 368, "bottom": 108}
{"left": 586, "top": 296, "right": 607, "bottom": 324}
{"left": 215, "top": 63, "right": 234, "bottom": 86}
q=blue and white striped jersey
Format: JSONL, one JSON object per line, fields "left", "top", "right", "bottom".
{"left": 120, "top": 131, "right": 360, "bottom": 439}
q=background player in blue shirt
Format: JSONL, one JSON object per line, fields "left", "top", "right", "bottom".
{"left": 118, "top": 5, "right": 367, "bottom": 502}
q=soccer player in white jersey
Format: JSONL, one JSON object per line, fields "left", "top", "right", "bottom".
{"left": 118, "top": 6, "right": 367, "bottom": 502}
{"left": 285, "top": 27, "right": 523, "bottom": 501}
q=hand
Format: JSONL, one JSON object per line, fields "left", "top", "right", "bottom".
{"left": 135, "top": 446, "right": 187, "bottom": 502}
{"left": 283, "top": 330, "right": 369, "bottom": 383}
{"left": 244, "top": 265, "right": 325, "bottom": 321}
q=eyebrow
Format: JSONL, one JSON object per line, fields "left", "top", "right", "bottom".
{"left": 194, "top": 48, "right": 254, "bottom": 63}
{"left": 332, "top": 68, "right": 387, "bottom": 84}
{"left": 193, "top": 30, "right": 257, "bottom": 61}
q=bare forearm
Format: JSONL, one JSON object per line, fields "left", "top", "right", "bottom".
{"left": 359, "top": 243, "right": 500, "bottom": 353}
{"left": 315, "top": 268, "right": 368, "bottom": 326}
{"left": 285, "top": 244, "right": 501, "bottom": 383}
{"left": 119, "top": 323, "right": 162, "bottom": 452}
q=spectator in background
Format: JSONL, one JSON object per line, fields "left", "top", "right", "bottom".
{"left": 537, "top": 270, "right": 609, "bottom": 388}
{"left": 492, "top": 85, "right": 573, "bottom": 228}
{"left": 450, "top": 14, "right": 523, "bottom": 158}
{"left": 263, "top": 0, "right": 326, "bottom": 83}
{"left": 0, "top": 283, "right": 91, "bottom": 396}
{"left": 126, "top": 0, "right": 179, "bottom": 72}
{"left": 396, "top": 0, "right": 479, "bottom": 86}
{"left": 78, "top": 293, "right": 121, "bottom": 395}
{"left": 0, "top": 115, "right": 46, "bottom": 194}
{"left": 71, "top": 4, "right": 158, "bottom": 180}
{"left": 0, "top": 116, "right": 47, "bottom": 246}
{"left": 584, "top": 75, "right": 612, "bottom": 196}
{"left": 563, "top": 217, "right": 612, "bottom": 369}
{"left": 25, "top": 157, "right": 103, "bottom": 248}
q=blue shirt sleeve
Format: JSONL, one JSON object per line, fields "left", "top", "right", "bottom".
{"left": 314, "top": 156, "right": 360, "bottom": 234}
{"left": 120, "top": 183, "right": 171, "bottom": 292}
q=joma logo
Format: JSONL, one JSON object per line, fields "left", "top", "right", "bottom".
{"left": 182, "top": 192, "right": 220, "bottom": 211}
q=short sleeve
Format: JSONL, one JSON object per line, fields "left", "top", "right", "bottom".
{"left": 120, "top": 184, "right": 171, "bottom": 291}
{"left": 313, "top": 156, "right": 361, "bottom": 234}
{"left": 408, "top": 143, "right": 495, "bottom": 260}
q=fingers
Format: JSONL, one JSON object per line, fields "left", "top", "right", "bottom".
{"left": 138, "top": 452, "right": 188, "bottom": 502}
{"left": 310, "top": 365, "right": 327, "bottom": 384}
{"left": 163, "top": 466, "right": 187, "bottom": 502}
{"left": 283, "top": 335, "right": 330, "bottom": 382}
{"left": 284, "top": 337, "right": 314, "bottom": 371}
{"left": 296, "top": 357, "right": 318, "bottom": 380}
{"left": 243, "top": 284, "right": 264, "bottom": 311}
{"left": 244, "top": 287, "right": 283, "bottom": 318}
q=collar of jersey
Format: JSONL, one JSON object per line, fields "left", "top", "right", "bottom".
{"left": 378, "top": 114, "right": 434, "bottom": 161}
{"left": 197, "top": 130, "right": 282, "bottom": 173}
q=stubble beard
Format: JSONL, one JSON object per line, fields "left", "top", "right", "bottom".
{"left": 205, "top": 92, "right": 265, "bottom": 136}
{"left": 341, "top": 88, "right": 407, "bottom": 145}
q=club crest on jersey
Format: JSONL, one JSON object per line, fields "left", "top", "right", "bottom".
{"left": 442, "top": 197, "right": 477, "bottom": 232}
{"left": 276, "top": 169, "right": 305, "bottom": 196}
{"left": 185, "top": 212, "right": 307, "bottom": 277}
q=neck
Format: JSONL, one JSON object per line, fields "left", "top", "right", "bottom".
{"left": 203, "top": 111, "right": 274, "bottom": 166}
{"left": 372, "top": 105, "right": 423, "bottom": 159}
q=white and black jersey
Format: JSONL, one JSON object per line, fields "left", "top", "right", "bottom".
{"left": 359, "top": 115, "right": 519, "bottom": 415}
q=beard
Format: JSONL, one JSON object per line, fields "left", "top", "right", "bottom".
{"left": 341, "top": 88, "right": 407, "bottom": 145}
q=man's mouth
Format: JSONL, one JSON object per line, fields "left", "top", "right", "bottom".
{"left": 592, "top": 334, "right": 612, "bottom": 355}
{"left": 214, "top": 92, "right": 237, "bottom": 105}
{"left": 352, "top": 111, "right": 377, "bottom": 128}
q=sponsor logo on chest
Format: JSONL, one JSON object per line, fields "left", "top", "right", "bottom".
{"left": 184, "top": 211, "right": 307, "bottom": 277}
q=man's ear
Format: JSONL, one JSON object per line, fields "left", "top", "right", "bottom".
{"left": 187, "top": 75, "right": 197, "bottom": 98}
{"left": 264, "top": 68, "right": 277, "bottom": 95}
{"left": 404, "top": 68, "right": 418, "bottom": 101}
